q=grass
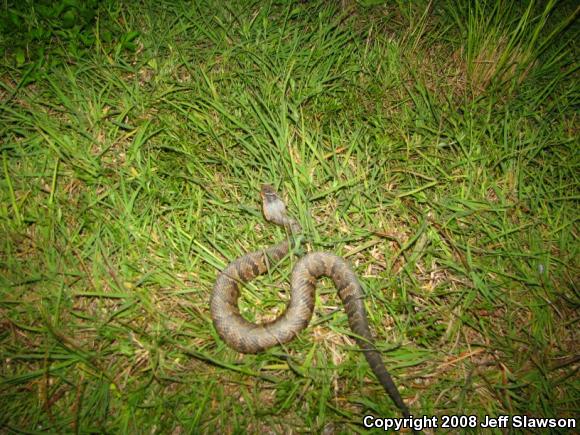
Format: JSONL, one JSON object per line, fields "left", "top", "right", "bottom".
{"left": 1, "top": 0, "right": 578, "bottom": 432}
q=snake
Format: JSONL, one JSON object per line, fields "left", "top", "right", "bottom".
{"left": 210, "top": 184, "right": 413, "bottom": 419}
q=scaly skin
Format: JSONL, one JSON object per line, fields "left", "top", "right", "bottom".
{"left": 210, "top": 184, "right": 414, "bottom": 422}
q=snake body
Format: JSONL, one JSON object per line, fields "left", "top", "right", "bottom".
{"left": 210, "top": 185, "right": 412, "bottom": 418}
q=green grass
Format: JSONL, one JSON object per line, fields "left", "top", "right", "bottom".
{"left": 1, "top": 0, "right": 578, "bottom": 432}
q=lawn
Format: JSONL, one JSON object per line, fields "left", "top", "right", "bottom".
{"left": 1, "top": 0, "right": 578, "bottom": 433}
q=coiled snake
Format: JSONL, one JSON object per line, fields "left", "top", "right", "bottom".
{"left": 210, "top": 185, "right": 412, "bottom": 419}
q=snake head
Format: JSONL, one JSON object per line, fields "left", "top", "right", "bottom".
{"left": 260, "top": 184, "right": 287, "bottom": 224}
{"left": 260, "top": 184, "right": 302, "bottom": 233}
